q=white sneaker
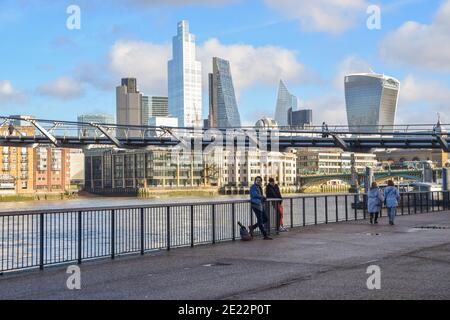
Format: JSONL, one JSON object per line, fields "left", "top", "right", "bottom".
{"left": 279, "top": 226, "right": 289, "bottom": 232}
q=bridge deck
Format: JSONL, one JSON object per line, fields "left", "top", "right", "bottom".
{"left": 1, "top": 211, "right": 449, "bottom": 300}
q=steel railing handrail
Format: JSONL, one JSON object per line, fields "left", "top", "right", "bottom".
{"left": 0, "top": 191, "right": 440, "bottom": 217}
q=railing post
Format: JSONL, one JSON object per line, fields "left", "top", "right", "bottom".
{"left": 276, "top": 201, "right": 280, "bottom": 235}
{"left": 400, "top": 193, "right": 404, "bottom": 215}
{"left": 111, "top": 209, "right": 115, "bottom": 259}
{"left": 345, "top": 196, "right": 348, "bottom": 221}
{"left": 363, "top": 194, "right": 367, "bottom": 220}
{"left": 290, "top": 198, "right": 294, "bottom": 228}
{"left": 407, "top": 193, "right": 411, "bottom": 215}
{"left": 140, "top": 207, "right": 144, "bottom": 255}
{"left": 266, "top": 202, "right": 271, "bottom": 236}
{"left": 413, "top": 193, "right": 417, "bottom": 214}
{"left": 335, "top": 196, "right": 339, "bottom": 222}
{"left": 78, "top": 211, "right": 82, "bottom": 264}
{"left": 39, "top": 213, "right": 44, "bottom": 270}
{"left": 431, "top": 192, "right": 434, "bottom": 212}
{"left": 314, "top": 197, "right": 317, "bottom": 225}
{"left": 231, "top": 203, "right": 236, "bottom": 241}
{"left": 302, "top": 198, "right": 306, "bottom": 226}
{"left": 191, "top": 205, "right": 195, "bottom": 247}
{"left": 212, "top": 204, "right": 216, "bottom": 244}
{"left": 167, "top": 207, "right": 171, "bottom": 251}
{"left": 325, "top": 196, "right": 328, "bottom": 224}
{"left": 354, "top": 195, "right": 358, "bottom": 220}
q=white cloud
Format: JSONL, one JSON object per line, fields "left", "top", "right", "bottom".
{"left": 125, "top": 0, "right": 236, "bottom": 7}
{"left": 265, "top": 0, "right": 368, "bottom": 33}
{"left": 109, "top": 40, "right": 170, "bottom": 94}
{"left": 401, "top": 75, "right": 450, "bottom": 104}
{"left": 0, "top": 80, "right": 25, "bottom": 103}
{"left": 37, "top": 77, "right": 84, "bottom": 101}
{"left": 333, "top": 55, "right": 372, "bottom": 89}
{"left": 108, "top": 38, "right": 306, "bottom": 97}
{"left": 380, "top": 0, "right": 450, "bottom": 72}
{"left": 198, "top": 38, "right": 305, "bottom": 95}
{"left": 305, "top": 95, "right": 348, "bottom": 125}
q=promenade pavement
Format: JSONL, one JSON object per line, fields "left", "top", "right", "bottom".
{"left": 1, "top": 211, "right": 449, "bottom": 300}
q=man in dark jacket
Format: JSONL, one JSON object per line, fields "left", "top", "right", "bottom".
{"left": 265, "top": 178, "right": 288, "bottom": 232}
{"left": 249, "top": 176, "right": 272, "bottom": 240}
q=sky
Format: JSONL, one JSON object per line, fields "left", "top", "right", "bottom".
{"left": 0, "top": 0, "right": 449, "bottom": 126}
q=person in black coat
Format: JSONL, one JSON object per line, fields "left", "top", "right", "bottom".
{"left": 265, "top": 178, "right": 288, "bottom": 232}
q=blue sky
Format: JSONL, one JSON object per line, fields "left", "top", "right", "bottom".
{"left": 1, "top": 0, "right": 449, "bottom": 125}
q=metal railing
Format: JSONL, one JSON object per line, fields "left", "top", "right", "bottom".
{"left": 1, "top": 191, "right": 449, "bottom": 274}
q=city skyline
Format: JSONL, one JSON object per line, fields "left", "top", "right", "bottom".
{"left": 0, "top": 1, "right": 449, "bottom": 126}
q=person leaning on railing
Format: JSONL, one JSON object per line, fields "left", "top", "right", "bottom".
{"left": 265, "top": 178, "right": 288, "bottom": 232}
{"left": 249, "top": 176, "right": 273, "bottom": 240}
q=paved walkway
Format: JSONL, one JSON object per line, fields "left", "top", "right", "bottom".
{"left": 1, "top": 212, "right": 450, "bottom": 300}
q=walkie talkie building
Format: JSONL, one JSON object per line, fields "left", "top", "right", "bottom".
{"left": 344, "top": 73, "right": 400, "bottom": 132}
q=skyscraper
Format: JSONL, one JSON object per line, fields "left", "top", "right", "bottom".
{"left": 168, "top": 20, "right": 202, "bottom": 128}
{"left": 149, "top": 96, "right": 169, "bottom": 117}
{"left": 288, "top": 109, "right": 313, "bottom": 128}
{"left": 274, "top": 80, "right": 298, "bottom": 127}
{"left": 345, "top": 73, "right": 400, "bottom": 132}
{"left": 77, "top": 113, "right": 115, "bottom": 137}
{"left": 208, "top": 57, "right": 241, "bottom": 128}
{"left": 116, "top": 78, "right": 144, "bottom": 136}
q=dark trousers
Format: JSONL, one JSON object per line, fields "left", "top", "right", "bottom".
{"left": 251, "top": 205, "right": 268, "bottom": 237}
{"left": 369, "top": 212, "right": 379, "bottom": 222}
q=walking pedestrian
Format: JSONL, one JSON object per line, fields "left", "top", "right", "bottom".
{"left": 265, "top": 178, "right": 288, "bottom": 232}
{"left": 384, "top": 180, "right": 400, "bottom": 225}
{"left": 322, "top": 122, "right": 329, "bottom": 138}
{"left": 249, "top": 176, "right": 272, "bottom": 240}
{"left": 367, "top": 182, "right": 383, "bottom": 224}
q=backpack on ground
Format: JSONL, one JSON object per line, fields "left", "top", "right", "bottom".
{"left": 238, "top": 221, "right": 252, "bottom": 241}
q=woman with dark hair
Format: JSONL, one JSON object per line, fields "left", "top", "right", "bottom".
{"left": 384, "top": 180, "right": 400, "bottom": 225}
{"left": 367, "top": 181, "right": 383, "bottom": 224}
{"left": 249, "top": 176, "right": 272, "bottom": 240}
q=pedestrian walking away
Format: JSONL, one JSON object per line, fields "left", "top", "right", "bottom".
{"left": 384, "top": 180, "right": 400, "bottom": 225}
{"left": 367, "top": 181, "right": 383, "bottom": 224}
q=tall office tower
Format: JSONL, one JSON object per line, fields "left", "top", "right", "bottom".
{"left": 274, "top": 80, "right": 298, "bottom": 127}
{"left": 168, "top": 20, "right": 202, "bottom": 127}
{"left": 345, "top": 73, "right": 400, "bottom": 132}
{"left": 116, "top": 78, "right": 143, "bottom": 136}
{"left": 288, "top": 109, "right": 313, "bottom": 127}
{"left": 141, "top": 96, "right": 150, "bottom": 124}
{"left": 208, "top": 57, "right": 241, "bottom": 128}
{"left": 149, "top": 96, "right": 169, "bottom": 117}
{"left": 77, "top": 113, "right": 115, "bottom": 137}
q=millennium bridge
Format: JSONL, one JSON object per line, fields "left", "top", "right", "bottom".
{"left": 1, "top": 115, "right": 449, "bottom": 152}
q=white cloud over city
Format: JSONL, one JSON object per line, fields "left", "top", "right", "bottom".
{"left": 0, "top": 80, "right": 25, "bottom": 104}
{"left": 380, "top": 0, "right": 450, "bottom": 72}
{"left": 37, "top": 77, "right": 85, "bottom": 101}
{"left": 265, "top": 0, "right": 368, "bottom": 33}
{"left": 109, "top": 38, "right": 306, "bottom": 99}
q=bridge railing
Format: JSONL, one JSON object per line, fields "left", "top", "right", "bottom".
{"left": 1, "top": 191, "right": 449, "bottom": 274}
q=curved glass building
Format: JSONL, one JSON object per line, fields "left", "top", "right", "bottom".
{"left": 274, "top": 80, "right": 298, "bottom": 127}
{"left": 208, "top": 57, "right": 241, "bottom": 128}
{"left": 344, "top": 73, "right": 400, "bottom": 132}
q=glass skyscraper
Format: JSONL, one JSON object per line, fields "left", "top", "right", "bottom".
{"left": 274, "top": 80, "right": 298, "bottom": 127}
{"left": 345, "top": 73, "right": 400, "bottom": 132}
{"left": 208, "top": 57, "right": 241, "bottom": 128}
{"left": 168, "top": 20, "right": 202, "bottom": 128}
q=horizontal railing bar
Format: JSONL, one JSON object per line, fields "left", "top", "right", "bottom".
{"left": 0, "top": 192, "right": 439, "bottom": 217}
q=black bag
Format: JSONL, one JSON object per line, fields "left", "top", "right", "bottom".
{"left": 238, "top": 221, "right": 252, "bottom": 241}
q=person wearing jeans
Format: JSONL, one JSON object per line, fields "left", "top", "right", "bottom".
{"left": 384, "top": 180, "right": 400, "bottom": 225}
{"left": 249, "top": 176, "right": 272, "bottom": 240}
